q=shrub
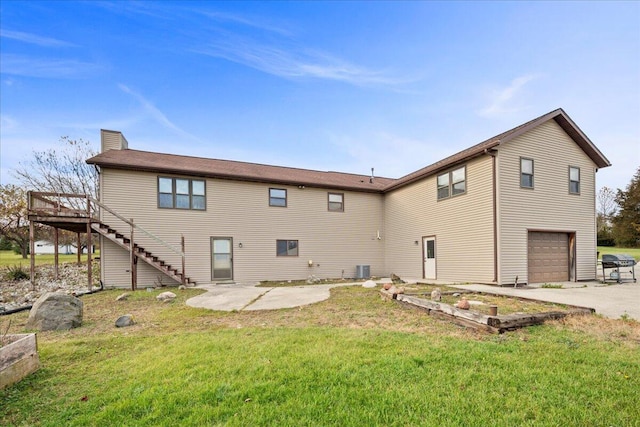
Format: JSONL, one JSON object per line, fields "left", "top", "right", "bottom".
{"left": 6, "top": 264, "right": 29, "bottom": 281}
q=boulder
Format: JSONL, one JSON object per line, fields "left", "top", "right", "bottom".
{"left": 115, "top": 314, "right": 134, "bottom": 328}
{"left": 362, "top": 280, "right": 377, "bottom": 288}
{"left": 156, "top": 291, "right": 177, "bottom": 302}
{"left": 25, "top": 292, "right": 83, "bottom": 331}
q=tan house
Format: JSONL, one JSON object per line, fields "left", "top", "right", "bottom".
{"left": 86, "top": 108, "right": 610, "bottom": 288}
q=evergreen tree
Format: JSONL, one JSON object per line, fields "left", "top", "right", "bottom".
{"left": 612, "top": 167, "right": 640, "bottom": 248}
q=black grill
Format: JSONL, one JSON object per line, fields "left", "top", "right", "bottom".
{"left": 601, "top": 254, "right": 637, "bottom": 283}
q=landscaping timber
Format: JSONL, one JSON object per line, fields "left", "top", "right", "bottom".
{"left": 388, "top": 291, "right": 594, "bottom": 333}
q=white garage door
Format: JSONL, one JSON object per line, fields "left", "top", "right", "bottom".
{"left": 528, "top": 232, "right": 569, "bottom": 283}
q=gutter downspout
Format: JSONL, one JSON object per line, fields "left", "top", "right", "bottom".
{"left": 485, "top": 148, "right": 498, "bottom": 283}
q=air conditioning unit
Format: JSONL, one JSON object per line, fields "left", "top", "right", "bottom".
{"left": 356, "top": 265, "right": 370, "bottom": 279}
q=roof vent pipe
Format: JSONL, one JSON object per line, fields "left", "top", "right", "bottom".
{"left": 370, "top": 167, "right": 374, "bottom": 184}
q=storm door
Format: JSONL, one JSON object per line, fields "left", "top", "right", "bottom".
{"left": 211, "top": 237, "right": 233, "bottom": 280}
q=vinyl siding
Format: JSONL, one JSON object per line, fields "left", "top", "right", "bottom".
{"left": 384, "top": 155, "right": 495, "bottom": 283}
{"left": 496, "top": 120, "right": 597, "bottom": 285}
{"left": 100, "top": 130, "right": 128, "bottom": 152}
{"left": 99, "top": 168, "right": 384, "bottom": 287}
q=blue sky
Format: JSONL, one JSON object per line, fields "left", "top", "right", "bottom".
{"left": 1, "top": 1, "right": 639, "bottom": 192}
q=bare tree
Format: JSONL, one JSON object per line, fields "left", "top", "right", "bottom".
{"left": 13, "top": 137, "right": 98, "bottom": 211}
{"left": 0, "top": 184, "right": 38, "bottom": 258}
{"left": 597, "top": 186, "right": 617, "bottom": 221}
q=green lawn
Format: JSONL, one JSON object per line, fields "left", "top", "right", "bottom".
{"left": 598, "top": 246, "right": 640, "bottom": 260}
{"left": 1, "top": 287, "right": 638, "bottom": 426}
{"left": 0, "top": 250, "right": 98, "bottom": 268}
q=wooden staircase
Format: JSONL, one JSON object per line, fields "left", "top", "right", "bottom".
{"left": 91, "top": 222, "right": 196, "bottom": 286}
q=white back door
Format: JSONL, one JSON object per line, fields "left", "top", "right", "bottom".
{"left": 423, "top": 237, "right": 436, "bottom": 280}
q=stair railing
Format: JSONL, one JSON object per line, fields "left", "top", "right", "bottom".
{"left": 89, "top": 197, "right": 187, "bottom": 286}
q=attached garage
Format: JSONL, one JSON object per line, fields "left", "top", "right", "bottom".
{"left": 528, "top": 232, "right": 573, "bottom": 283}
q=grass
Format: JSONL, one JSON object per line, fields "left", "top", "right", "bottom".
{"left": 598, "top": 246, "right": 640, "bottom": 260}
{"left": 0, "top": 250, "right": 98, "bottom": 268}
{"left": 1, "top": 287, "right": 639, "bottom": 426}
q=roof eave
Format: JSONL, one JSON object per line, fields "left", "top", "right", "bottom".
{"left": 88, "top": 161, "right": 387, "bottom": 193}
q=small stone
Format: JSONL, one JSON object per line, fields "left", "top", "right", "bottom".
{"left": 456, "top": 298, "right": 470, "bottom": 310}
{"left": 178, "top": 285, "right": 187, "bottom": 290}
{"left": 452, "top": 293, "right": 461, "bottom": 297}
{"left": 115, "top": 314, "right": 134, "bottom": 328}
{"left": 362, "top": 280, "right": 377, "bottom": 288}
{"left": 383, "top": 282, "right": 392, "bottom": 290}
{"left": 156, "top": 291, "right": 177, "bottom": 302}
{"left": 115, "top": 293, "right": 129, "bottom": 301}
{"left": 431, "top": 288, "right": 442, "bottom": 301}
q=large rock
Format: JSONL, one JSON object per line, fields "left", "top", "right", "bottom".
{"left": 26, "top": 292, "right": 83, "bottom": 331}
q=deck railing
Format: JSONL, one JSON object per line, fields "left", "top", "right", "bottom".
{"left": 27, "top": 191, "right": 187, "bottom": 287}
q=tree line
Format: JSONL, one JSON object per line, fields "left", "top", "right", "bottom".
{"left": 597, "top": 167, "right": 640, "bottom": 248}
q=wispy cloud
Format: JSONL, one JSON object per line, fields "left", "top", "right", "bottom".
{"left": 197, "top": 10, "right": 292, "bottom": 36}
{"left": 0, "top": 29, "right": 76, "bottom": 47}
{"left": 477, "top": 74, "right": 539, "bottom": 118}
{"left": 194, "top": 37, "right": 407, "bottom": 87}
{"left": 0, "top": 115, "right": 19, "bottom": 132}
{"left": 118, "top": 84, "right": 199, "bottom": 141}
{"left": 0, "top": 54, "right": 105, "bottom": 79}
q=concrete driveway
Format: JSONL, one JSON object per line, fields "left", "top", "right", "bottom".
{"left": 450, "top": 282, "right": 640, "bottom": 320}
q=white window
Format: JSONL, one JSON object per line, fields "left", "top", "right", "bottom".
{"left": 328, "top": 193, "right": 344, "bottom": 212}
{"left": 569, "top": 166, "right": 580, "bottom": 194}
{"left": 158, "top": 177, "right": 206, "bottom": 210}
{"left": 269, "top": 188, "right": 287, "bottom": 207}
{"left": 437, "top": 166, "right": 466, "bottom": 200}
{"left": 521, "top": 158, "right": 534, "bottom": 188}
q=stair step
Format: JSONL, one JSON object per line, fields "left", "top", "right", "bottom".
{"left": 97, "top": 221, "right": 190, "bottom": 286}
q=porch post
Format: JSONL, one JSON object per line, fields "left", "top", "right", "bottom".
{"left": 76, "top": 233, "right": 81, "bottom": 265}
{"left": 87, "top": 221, "right": 92, "bottom": 291}
{"left": 54, "top": 227, "right": 59, "bottom": 280}
{"left": 130, "top": 219, "right": 136, "bottom": 291}
{"left": 30, "top": 221, "right": 35, "bottom": 290}
{"left": 181, "top": 235, "right": 186, "bottom": 286}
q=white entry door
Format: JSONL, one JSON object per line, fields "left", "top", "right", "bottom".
{"left": 423, "top": 237, "right": 436, "bottom": 280}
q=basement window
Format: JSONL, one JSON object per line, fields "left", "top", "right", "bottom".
{"left": 158, "top": 177, "right": 206, "bottom": 210}
{"left": 276, "top": 240, "right": 298, "bottom": 256}
{"left": 437, "top": 166, "right": 466, "bottom": 200}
